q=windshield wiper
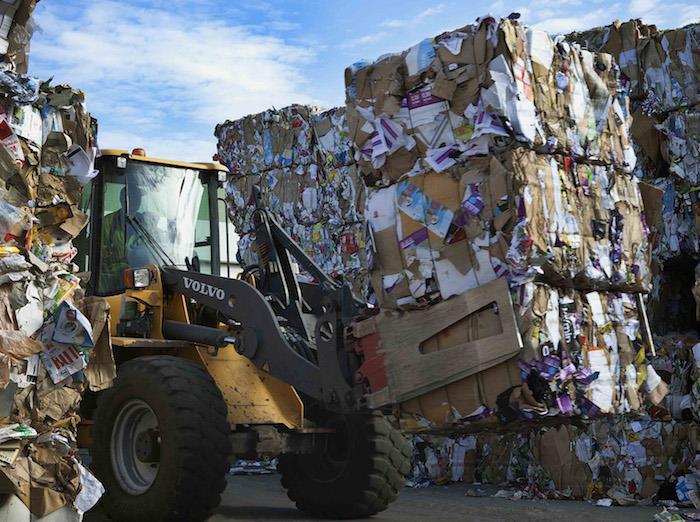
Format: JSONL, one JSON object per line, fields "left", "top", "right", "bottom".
{"left": 125, "top": 214, "right": 176, "bottom": 267}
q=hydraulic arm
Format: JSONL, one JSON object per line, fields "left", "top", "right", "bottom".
{"left": 160, "top": 189, "right": 366, "bottom": 412}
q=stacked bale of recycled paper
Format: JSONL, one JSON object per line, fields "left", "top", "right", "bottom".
{"left": 215, "top": 105, "right": 370, "bottom": 296}
{"left": 567, "top": 21, "right": 700, "bottom": 428}
{"left": 568, "top": 22, "right": 700, "bottom": 333}
{"left": 407, "top": 416, "right": 700, "bottom": 504}
{"left": 345, "top": 15, "right": 664, "bottom": 427}
{"left": 0, "top": 0, "right": 110, "bottom": 518}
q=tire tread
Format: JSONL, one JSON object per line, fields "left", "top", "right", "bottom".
{"left": 279, "top": 413, "right": 409, "bottom": 519}
{"left": 90, "top": 356, "right": 231, "bottom": 522}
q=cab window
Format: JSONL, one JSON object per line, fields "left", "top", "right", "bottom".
{"left": 96, "top": 161, "right": 206, "bottom": 295}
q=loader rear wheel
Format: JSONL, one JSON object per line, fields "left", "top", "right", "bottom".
{"left": 279, "top": 411, "right": 411, "bottom": 519}
{"left": 90, "top": 356, "right": 231, "bottom": 522}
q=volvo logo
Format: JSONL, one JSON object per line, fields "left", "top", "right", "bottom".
{"left": 183, "top": 277, "right": 225, "bottom": 301}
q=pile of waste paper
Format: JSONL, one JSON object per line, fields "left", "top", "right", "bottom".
{"left": 652, "top": 333, "right": 700, "bottom": 421}
{"left": 408, "top": 416, "right": 700, "bottom": 505}
{"left": 0, "top": 0, "right": 110, "bottom": 518}
{"left": 229, "top": 458, "right": 277, "bottom": 476}
{"left": 215, "top": 105, "right": 370, "bottom": 297}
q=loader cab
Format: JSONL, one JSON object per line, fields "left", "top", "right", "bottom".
{"left": 74, "top": 149, "right": 229, "bottom": 297}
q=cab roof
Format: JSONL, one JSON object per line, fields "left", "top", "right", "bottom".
{"left": 99, "top": 149, "right": 229, "bottom": 173}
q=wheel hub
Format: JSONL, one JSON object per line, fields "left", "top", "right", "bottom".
{"left": 111, "top": 399, "right": 160, "bottom": 495}
{"left": 134, "top": 429, "right": 160, "bottom": 462}
{"left": 300, "top": 417, "right": 349, "bottom": 483}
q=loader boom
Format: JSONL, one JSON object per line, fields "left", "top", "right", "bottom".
{"left": 159, "top": 195, "right": 365, "bottom": 412}
{"left": 160, "top": 264, "right": 359, "bottom": 409}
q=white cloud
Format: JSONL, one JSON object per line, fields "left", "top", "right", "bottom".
{"left": 629, "top": 0, "right": 658, "bottom": 16}
{"left": 30, "top": 1, "right": 316, "bottom": 161}
{"left": 629, "top": 1, "right": 700, "bottom": 27}
{"left": 98, "top": 128, "right": 216, "bottom": 163}
{"left": 265, "top": 20, "right": 301, "bottom": 32}
{"left": 380, "top": 3, "right": 446, "bottom": 29}
{"left": 528, "top": 0, "right": 582, "bottom": 6}
{"left": 532, "top": 8, "right": 614, "bottom": 33}
{"left": 532, "top": 0, "right": 698, "bottom": 29}
{"left": 677, "top": 3, "right": 700, "bottom": 23}
{"left": 418, "top": 5, "right": 446, "bottom": 18}
{"left": 381, "top": 19, "right": 408, "bottom": 28}
{"left": 490, "top": 0, "right": 506, "bottom": 12}
{"left": 339, "top": 31, "right": 388, "bottom": 49}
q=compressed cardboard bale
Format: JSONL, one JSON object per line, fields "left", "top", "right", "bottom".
{"left": 570, "top": 21, "right": 700, "bottom": 113}
{"left": 502, "top": 149, "right": 650, "bottom": 291}
{"left": 408, "top": 417, "right": 694, "bottom": 503}
{"left": 346, "top": 16, "right": 636, "bottom": 187}
{"left": 515, "top": 283, "right": 658, "bottom": 415}
{"left": 215, "top": 105, "right": 316, "bottom": 176}
{"left": 216, "top": 105, "right": 371, "bottom": 297}
{"left": 568, "top": 22, "right": 700, "bottom": 342}
{"left": 364, "top": 147, "right": 651, "bottom": 315}
{"left": 567, "top": 24, "right": 700, "bottom": 253}
{"left": 313, "top": 107, "right": 355, "bottom": 168}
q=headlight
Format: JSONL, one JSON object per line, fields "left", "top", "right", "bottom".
{"left": 124, "top": 268, "right": 151, "bottom": 289}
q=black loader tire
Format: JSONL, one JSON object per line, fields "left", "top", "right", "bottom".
{"left": 90, "top": 355, "right": 231, "bottom": 522}
{"left": 279, "top": 411, "right": 411, "bottom": 518}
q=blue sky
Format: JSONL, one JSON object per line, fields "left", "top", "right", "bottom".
{"left": 29, "top": 0, "right": 700, "bottom": 162}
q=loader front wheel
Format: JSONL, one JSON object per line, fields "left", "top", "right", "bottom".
{"left": 90, "top": 356, "right": 231, "bottom": 522}
{"left": 279, "top": 411, "right": 411, "bottom": 518}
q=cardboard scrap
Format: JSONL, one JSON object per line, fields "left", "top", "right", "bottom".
{"left": 52, "top": 301, "right": 93, "bottom": 348}
{"left": 0, "top": 2, "right": 108, "bottom": 516}
{"left": 39, "top": 342, "right": 86, "bottom": 385}
{"left": 0, "top": 329, "right": 42, "bottom": 360}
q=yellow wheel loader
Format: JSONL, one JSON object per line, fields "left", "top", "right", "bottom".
{"left": 74, "top": 149, "right": 521, "bottom": 521}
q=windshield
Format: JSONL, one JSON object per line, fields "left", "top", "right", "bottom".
{"left": 98, "top": 161, "right": 205, "bottom": 293}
